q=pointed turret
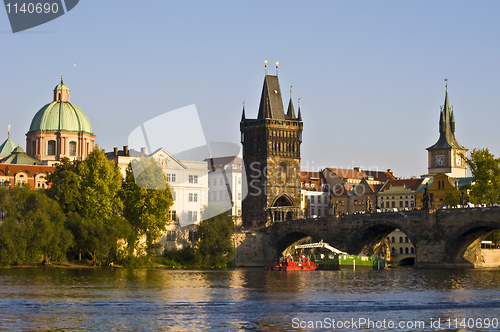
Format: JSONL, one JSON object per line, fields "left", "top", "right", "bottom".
{"left": 241, "top": 102, "right": 246, "bottom": 122}
{"left": 257, "top": 75, "right": 285, "bottom": 120}
{"left": 297, "top": 106, "right": 302, "bottom": 122}
{"left": 427, "top": 89, "right": 465, "bottom": 150}
{"left": 286, "top": 98, "right": 296, "bottom": 119}
{"left": 0, "top": 125, "right": 17, "bottom": 157}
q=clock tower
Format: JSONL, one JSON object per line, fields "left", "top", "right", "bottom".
{"left": 426, "top": 87, "right": 467, "bottom": 177}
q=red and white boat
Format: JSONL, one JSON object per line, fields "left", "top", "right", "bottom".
{"left": 265, "top": 255, "right": 317, "bottom": 271}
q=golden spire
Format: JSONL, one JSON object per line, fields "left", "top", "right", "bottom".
{"left": 8, "top": 124, "right": 10, "bottom": 137}
{"left": 265, "top": 60, "right": 268, "bottom": 75}
{"left": 276, "top": 61, "right": 279, "bottom": 76}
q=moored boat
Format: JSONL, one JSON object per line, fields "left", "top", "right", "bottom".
{"left": 265, "top": 255, "right": 317, "bottom": 271}
{"left": 295, "top": 240, "right": 386, "bottom": 270}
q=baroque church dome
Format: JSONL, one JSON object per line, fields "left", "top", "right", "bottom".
{"left": 27, "top": 78, "right": 93, "bottom": 135}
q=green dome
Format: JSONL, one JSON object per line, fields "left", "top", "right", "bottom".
{"left": 54, "top": 83, "right": 70, "bottom": 91}
{"left": 28, "top": 101, "right": 93, "bottom": 135}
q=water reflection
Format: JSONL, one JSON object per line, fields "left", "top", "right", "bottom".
{"left": 1, "top": 268, "right": 500, "bottom": 331}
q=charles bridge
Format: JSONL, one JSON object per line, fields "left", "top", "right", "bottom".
{"left": 233, "top": 207, "right": 500, "bottom": 268}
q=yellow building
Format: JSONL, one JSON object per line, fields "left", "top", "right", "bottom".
{"left": 387, "top": 229, "right": 415, "bottom": 265}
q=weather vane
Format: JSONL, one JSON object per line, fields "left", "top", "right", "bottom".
{"left": 444, "top": 78, "right": 448, "bottom": 91}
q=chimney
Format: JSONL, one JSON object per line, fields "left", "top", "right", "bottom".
{"left": 141, "top": 147, "right": 146, "bottom": 154}
{"left": 123, "top": 146, "right": 128, "bottom": 155}
{"left": 113, "top": 147, "right": 118, "bottom": 155}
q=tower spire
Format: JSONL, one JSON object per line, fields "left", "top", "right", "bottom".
{"left": 276, "top": 62, "right": 279, "bottom": 76}
{"left": 8, "top": 125, "right": 10, "bottom": 137}
{"left": 241, "top": 100, "right": 246, "bottom": 122}
{"left": 265, "top": 60, "right": 268, "bottom": 75}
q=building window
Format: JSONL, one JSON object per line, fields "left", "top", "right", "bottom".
{"left": 166, "top": 231, "right": 176, "bottom": 241}
{"left": 386, "top": 202, "right": 390, "bottom": 208}
{"left": 399, "top": 237, "right": 403, "bottom": 243}
{"left": 168, "top": 210, "right": 177, "bottom": 222}
{"left": 188, "top": 211, "right": 198, "bottom": 222}
{"left": 189, "top": 175, "right": 198, "bottom": 183}
{"left": 391, "top": 247, "right": 396, "bottom": 254}
{"left": 405, "top": 237, "right": 409, "bottom": 243}
{"left": 237, "top": 192, "right": 242, "bottom": 200}
{"left": 311, "top": 196, "right": 315, "bottom": 203}
{"left": 193, "top": 193, "right": 198, "bottom": 202}
{"left": 391, "top": 237, "right": 395, "bottom": 243}
{"left": 189, "top": 231, "right": 197, "bottom": 242}
{"left": 47, "top": 140, "right": 56, "bottom": 155}
{"left": 399, "top": 201, "right": 403, "bottom": 208}
{"left": 411, "top": 247, "right": 415, "bottom": 254}
{"left": 399, "top": 247, "right": 403, "bottom": 254}
{"left": 69, "top": 141, "right": 77, "bottom": 156}
{"left": 391, "top": 202, "right": 395, "bottom": 208}
{"left": 32, "top": 141, "right": 37, "bottom": 155}
{"left": 405, "top": 247, "right": 409, "bottom": 254}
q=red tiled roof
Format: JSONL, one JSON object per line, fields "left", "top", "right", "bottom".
{"left": 379, "top": 178, "right": 424, "bottom": 192}
{"left": 325, "top": 168, "right": 367, "bottom": 180}
{"left": 0, "top": 164, "right": 55, "bottom": 176}
{"left": 361, "top": 170, "right": 397, "bottom": 182}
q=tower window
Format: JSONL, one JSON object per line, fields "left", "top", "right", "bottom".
{"left": 69, "top": 141, "right": 77, "bottom": 156}
{"left": 47, "top": 140, "right": 56, "bottom": 155}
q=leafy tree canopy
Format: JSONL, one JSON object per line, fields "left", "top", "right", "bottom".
{"left": 195, "top": 205, "right": 235, "bottom": 268}
{"left": 464, "top": 148, "right": 500, "bottom": 204}
{"left": 0, "top": 188, "right": 73, "bottom": 266}
{"left": 121, "top": 160, "right": 173, "bottom": 244}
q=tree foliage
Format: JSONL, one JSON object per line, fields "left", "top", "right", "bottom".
{"left": 77, "top": 148, "right": 123, "bottom": 222}
{"left": 47, "top": 149, "right": 123, "bottom": 222}
{"left": 195, "top": 205, "right": 235, "bottom": 268}
{"left": 464, "top": 148, "right": 500, "bottom": 204}
{"left": 0, "top": 188, "right": 73, "bottom": 266}
{"left": 443, "top": 190, "right": 460, "bottom": 208}
{"left": 66, "top": 212, "right": 132, "bottom": 266}
{"left": 121, "top": 160, "right": 173, "bottom": 244}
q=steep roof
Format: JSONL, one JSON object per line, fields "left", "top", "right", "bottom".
{"left": 361, "top": 170, "right": 397, "bottom": 182}
{"left": 325, "top": 168, "right": 368, "bottom": 181}
{"left": 0, "top": 146, "right": 41, "bottom": 165}
{"left": 379, "top": 178, "right": 424, "bottom": 192}
{"left": 257, "top": 75, "right": 285, "bottom": 120}
{"left": 0, "top": 135, "right": 16, "bottom": 157}
{"left": 427, "top": 90, "right": 466, "bottom": 150}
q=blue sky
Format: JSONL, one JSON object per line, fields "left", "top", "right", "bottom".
{"left": 2, "top": 1, "right": 500, "bottom": 178}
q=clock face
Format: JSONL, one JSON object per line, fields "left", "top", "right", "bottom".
{"left": 455, "top": 155, "right": 462, "bottom": 166}
{"left": 436, "top": 156, "right": 445, "bottom": 167}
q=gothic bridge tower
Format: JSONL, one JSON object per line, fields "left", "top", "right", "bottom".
{"left": 427, "top": 85, "right": 468, "bottom": 178}
{"left": 240, "top": 64, "right": 303, "bottom": 227}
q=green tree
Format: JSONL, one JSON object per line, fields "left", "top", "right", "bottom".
{"left": 0, "top": 188, "right": 73, "bottom": 266}
{"left": 121, "top": 159, "right": 173, "bottom": 246}
{"left": 66, "top": 213, "right": 132, "bottom": 266}
{"left": 46, "top": 157, "right": 82, "bottom": 213}
{"left": 47, "top": 148, "right": 123, "bottom": 222}
{"left": 443, "top": 190, "right": 460, "bottom": 207}
{"left": 485, "top": 230, "right": 500, "bottom": 247}
{"left": 195, "top": 205, "right": 235, "bottom": 268}
{"left": 464, "top": 148, "right": 500, "bottom": 204}
{"left": 78, "top": 148, "right": 123, "bottom": 222}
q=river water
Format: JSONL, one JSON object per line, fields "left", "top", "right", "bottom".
{"left": 1, "top": 267, "right": 500, "bottom": 331}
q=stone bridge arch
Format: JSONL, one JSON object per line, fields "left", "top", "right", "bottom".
{"left": 347, "top": 219, "right": 417, "bottom": 257}
{"left": 445, "top": 219, "right": 500, "bottom": 265}
{"left": 273, "top": 223, "right": 325, "bottom": 256}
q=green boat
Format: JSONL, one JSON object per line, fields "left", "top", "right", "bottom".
{"left": 295, "top": 241, "right": 385, "bottom": 270}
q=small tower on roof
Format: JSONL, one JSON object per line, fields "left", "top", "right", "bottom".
{"left": 426, "top": 82, "right": 468, "bottom": 177}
